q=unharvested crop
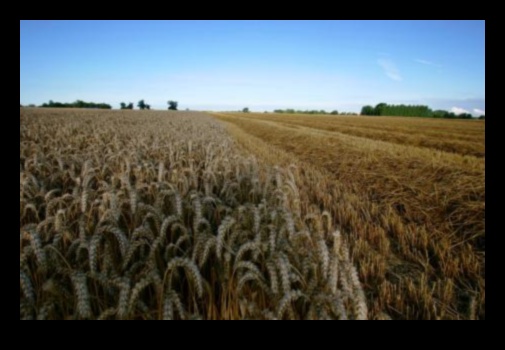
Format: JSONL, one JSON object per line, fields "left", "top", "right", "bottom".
{"left": 20, "top": 109, "right": 368, "bottom": 320}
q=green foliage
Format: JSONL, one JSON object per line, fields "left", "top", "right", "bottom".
{"left": 374, "top": 103, "right": 388, "bottom": 115}
{"left": 433, "top": 110, "right": 476, "bottom": 119}
{"left": 41, "top": 100, "right": 112, "bottom": 109}
{"left": 273, "top": 109, "right": 331, "bottom": 115}
{"left": 137, "top": 100, "right": 150, "bottom": 110}
{"left": 360, "top": 103, "right": 477, "bottom": 119}
{"left": 330, "top": 110, "right": 339, "bottom": 115}
{"left": 168, "top": 101, "right": 178, "bottom": 110}
{"left": 458, "top": 113, "right": 473, "bottom": 119}
{"left": 432, "top": 110, "right": 447, "bottom": 118}
{"left": 478, "top": 115, "right": 485, "bottom": 120}
{"left": 120, "top": 102, "right": 134, "bottom": 110}
{"left": 360, "top": 105, "right": 375, "bottom": 116}
{"left": 369, "top": 102, "right": 432, "bottom": 117}
{"left": 242, "top": 107, "right": 250, "bottom": 113}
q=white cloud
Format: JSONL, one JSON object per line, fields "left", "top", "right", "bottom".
{"left": 450, "top": 106, "right": 470, "bottom": 115}
{"left": 377, "top": 58, "right": 402, "bottom": 81}
{"left": 415, "top": 59, "right": 442, "bottom": 67}
{"left": 473, "top": 108, "right": 485, "bottom": 115}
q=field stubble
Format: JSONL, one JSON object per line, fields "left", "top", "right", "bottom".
{"left": 211, "top": 112, "right": 485, "bottom": 320}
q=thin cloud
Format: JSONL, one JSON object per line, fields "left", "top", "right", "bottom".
{"left": 415, "top": 59, "right": 442, "bottom": 67}
{"left": 473, "top": 108, "right": 485, "bottom": 115}
{"left": 377, "top": 58, "right": 402, "bottom": 81}
{"left": 450, "top": 106, "right": 470, "bottom": 115}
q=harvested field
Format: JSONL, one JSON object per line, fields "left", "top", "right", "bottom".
{"left": 228, "top": 113, "right": 485, "bottom": 157}
{"left": 211, "top": 112, "right": 485, "bottom": 320}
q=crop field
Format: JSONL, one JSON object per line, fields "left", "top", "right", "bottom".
{"left": 20, "top": 108, "right": 366, "bottom": 320}
{"left": 212, "top": 112, "right": 485, "bottom": 320}
{"left": 20, "top": 108, "right": 485, "bottom": 320}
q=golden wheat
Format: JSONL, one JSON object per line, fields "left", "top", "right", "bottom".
{"left": 20, "top": 108, "right": 366, "bottom": 320}
{"left": 211, "top": 111, "right": 484, "bottom": 320}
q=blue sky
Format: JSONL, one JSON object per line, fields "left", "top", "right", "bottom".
{"left": 20, "top": 20, "right": 485, "bottom": 114}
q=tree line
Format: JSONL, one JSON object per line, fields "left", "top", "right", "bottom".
{"left": 360, "top": 103, "right": 483, "bottom": 119}
{"left": 35, "top": 100, "right": 179, "bottom": 111}
{"left": 119, "top": 100, "right": 179, "bottom": 110}
{"left": 40, "top": 100, "right": 112, "bottom": 109}
{"left": 118, "top": 100, "right": 179, "bottom": 110}
{"left": 272, "top": 109, "right": 357, "bottom": 115}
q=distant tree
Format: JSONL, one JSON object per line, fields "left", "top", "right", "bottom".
{"left": 126, "top": 103, "right": 134, "bottom": 110}
{"left": 242, "top": 107, "right": 250, "bottom": 113}
{"left": 120, "top": 102, "right": 126, "bottom": 109}
{"left": 330, "top": 110, "right": 339, "bottom": 115}
{"left": 28, "top": 104, "right": 36, "bottom": 108}
{"left": 361, "top": 105, "right": 375, "bottom": 116}
{"left": 40, "top": 99, "right": 111, "bottom": 109}
{"left": 138, "top": 100, "right": 146, "bottom": 110}
{"left": 20, "top": 104, "right": 23, "bottom": 107}
{"left": 479, "top": 115, "right": 485, "bottom": 120}
{"left": 432, "top": 110, "right": 447, "bottom": 118}
{"left": 146, "top": 105, "right": 150, "bottom": 110}
{"left": 458, "top": 113, "right": 473, "bottom": 119}
{"left": 374, "top": 103, "right": 388, "bottom": 115}
{"left": 360, "top": 103, "right": 433, "bottom": 117}
{"left": 168, "top": 101, "right": 178, "bottom": 110}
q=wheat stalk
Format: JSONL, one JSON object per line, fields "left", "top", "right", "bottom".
{"left": 116, "top": 277, "right": 131, "bottom": 319}
{"left": 27, "top": 228, "right": 47, "bottom": 272}
{"left": 216, "top": 216, "right": 236, "bottom": 260}
{"left": 164, "top": 258, "right": 203, "bottom": 298}
{"left": 20, "top": 270, "right": 35, "bottom": 304}
{"left": 129, "top": 276, "right": 153, "bottom": 315}
{"left": 276, "top": 290, "right": 303, "bottom": 319}
{"left": 70, "top": 271, "right": 92, "bottom": 319}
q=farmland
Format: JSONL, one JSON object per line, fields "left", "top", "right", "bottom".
{"left": 20, "top": 108, "right": 485, "bottom": 320}
{"left": 212, "top": 112, "right": 485, "bottom": 320}
{"left": 20, "top": 109, "right": 366, "bottom": 320}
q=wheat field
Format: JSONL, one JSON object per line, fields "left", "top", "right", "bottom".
{"left": 20, "top": 108, "right": 367, "bottom": 320}
{"left": 20, "top": 108, "right": 484, "bottom": 320}
{"left": 211, "top": 112, "right": 485, "bottom": 320}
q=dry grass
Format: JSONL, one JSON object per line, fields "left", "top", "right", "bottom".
{"left": 211, "top": 112, "right": 485, "bottom": 320}
{"left": 237, "top": 113, "right": 485, "bottom": 157}
{"left": 20, "top": 108, "right": 369, "bottom": 320}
